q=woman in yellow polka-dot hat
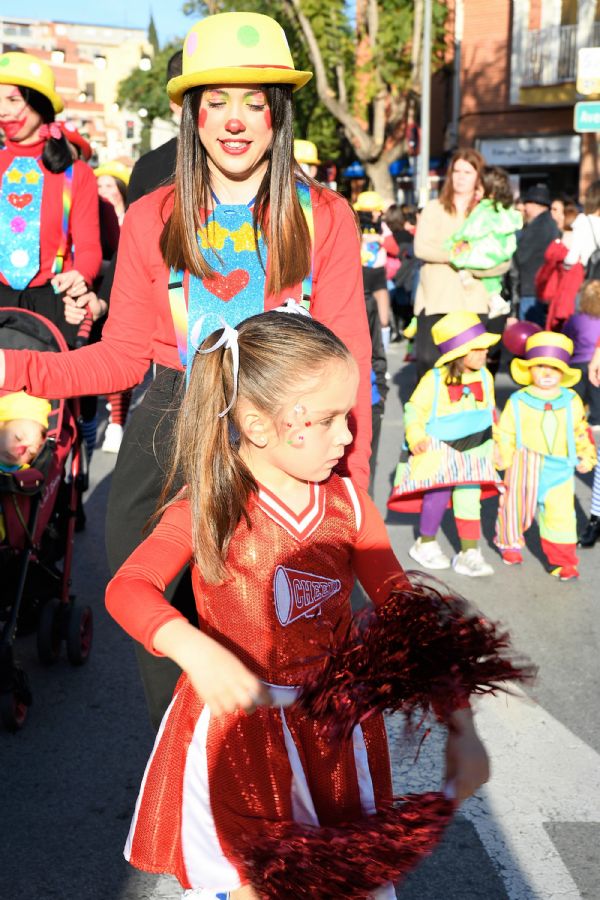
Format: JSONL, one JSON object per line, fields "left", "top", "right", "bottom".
{"left": 0, "top": 51, "right": 102, "bottom": 341}
{"left": 0, "top": 12, "right": 373, "bottom": 737}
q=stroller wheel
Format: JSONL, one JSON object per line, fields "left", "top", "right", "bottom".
{"left": 37, "top": 598, "right": 63, "bottom": 665}
{"left": 66, "top": 604, "right": 93, "bottom": 666}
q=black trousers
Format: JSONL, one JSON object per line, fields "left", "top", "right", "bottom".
{"left": 573, "top": 364, "right": 600, "bottom": 426}
{"left": 0, "top": 281, "right": 80, "bottom": 347}
{"left": 105, "top": 366, "right": 197, "bottom": 731}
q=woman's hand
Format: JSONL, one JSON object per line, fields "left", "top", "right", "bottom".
{"left": 51, "top": 269, "right": 87, "bottom": 299}
{"left": 444, "top": 707, "right": 490, "bottom": 804}
{"left": 63, "top": 291, "right": 107, "bottom": 325}
{"left": 153, "top": 619, "right": 270, "bottom": 717}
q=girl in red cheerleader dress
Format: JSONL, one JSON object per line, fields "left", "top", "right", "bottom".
{"left": 106, "top": 311, "right": 490, "bottom": 899}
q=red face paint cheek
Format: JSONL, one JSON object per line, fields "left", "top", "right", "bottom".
{"left": 198, "top": 108, "right": 208, "bottom": 128}
{"left": 264, "top": 110, "right": 272, "bottom": 130}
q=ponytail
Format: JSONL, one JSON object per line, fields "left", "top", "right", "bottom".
{"left": 157, "top": 333, "right": 257, "bottom": 584}
{"left": 19, "top": 86, "right": 72, "bottom": 173}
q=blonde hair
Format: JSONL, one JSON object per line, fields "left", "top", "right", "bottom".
{"left": 580, "top": 280, "right": 600, "bottom": 318}
{"left": 158, "top": 312, "right": 352, "bottom": 583}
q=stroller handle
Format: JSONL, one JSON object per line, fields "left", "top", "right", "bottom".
{"left": 75, "top": 307, "right": 94, "bottom": 349}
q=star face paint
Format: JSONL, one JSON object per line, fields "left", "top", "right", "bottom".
{"left": 198, "top": 85, "right": 273, "bottom": 182}
{"left": 0, "top": 84, "right": 43, "bottom": 144}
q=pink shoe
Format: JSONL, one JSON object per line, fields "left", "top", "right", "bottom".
{"left": 501, "top": 549, "right": 523, "bottom": 566}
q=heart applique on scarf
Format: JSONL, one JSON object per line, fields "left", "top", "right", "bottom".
{"left": 203, "top": 269, "right": 250, "bottom": 301}
{"left": 8, "top": 192, "right": 33, "bottom": 209}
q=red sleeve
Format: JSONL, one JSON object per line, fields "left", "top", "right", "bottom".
{"left": 383, "top": 233, "right": 400, "bottom": 257}
{"left": 3, "top": 192, "right": 166, "bottom": 397}
{"left": 105, "top": 499, "right": 194, "bottom": 654}
{"left": 64, "top": 161, "right": 102, "bottom": 285}
{"left": 350, "top": 484, "right": 409, "bottom": 605}
{"left": 310, "top": 191, "right": 372, "bottom": 491}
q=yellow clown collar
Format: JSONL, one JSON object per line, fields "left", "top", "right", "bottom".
{"left": 510, "top": 331, "right": 581, "bottom": 388}
{"left": 0, "top": 392, "right": 51, "bottom": 429}
{"left": 94, "top": 162, "right": 131, "bottom": 187}
{"left": 167, "top": 13, "right": 313, "bottom": 105}
{"left": 432, "top": 311, "right": 500, "bottom": 367}
{"left": 0, "top": 52, "right": 63, "bottom": 114}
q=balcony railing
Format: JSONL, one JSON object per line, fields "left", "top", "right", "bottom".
{"left": 521, "top": 22, "right": 600, "bottom": 87}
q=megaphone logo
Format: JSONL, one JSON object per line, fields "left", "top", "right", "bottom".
{"left": 274, "top": 565, "right": 341, "bottom": 627}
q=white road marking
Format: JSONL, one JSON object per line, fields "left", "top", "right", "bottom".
{"left": 463, "top": 688, "right": 600, "bottom": 899}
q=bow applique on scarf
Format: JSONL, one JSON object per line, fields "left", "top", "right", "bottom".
{"left": 447, "top": 381, "right": 484, "bottom": 403}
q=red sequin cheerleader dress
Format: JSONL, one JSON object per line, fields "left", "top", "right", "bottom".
{"left": 106, "top": 474, "right": 408, "bottom": 896}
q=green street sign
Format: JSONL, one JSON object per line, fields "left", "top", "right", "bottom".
{"left": 574, "top": 101, "right": 600, "bottom": 132}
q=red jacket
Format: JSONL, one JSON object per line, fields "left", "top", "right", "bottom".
{"left": 3, "top": 184, "right": 372, "bottom": 488}
{"left": 0, "top": 137, "right": 101, "bottom": 287}
{"left": 535, "top": 239, "right": 584, "bottom": 330}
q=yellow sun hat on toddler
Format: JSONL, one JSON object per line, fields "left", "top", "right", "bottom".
{"left": 510, "top": 331, "right": 581, "bottom": 388}
{"left": 0, "top": 392, "right": 51, "bottom": 429}
{"left": 167, "top": 12, "right": 313, "bottom": 105}
{"left": 432, "top": 311, "right": 500, "bottom": 367}
{"left": 0, "top": 51, "right": 63, "bottom": 114}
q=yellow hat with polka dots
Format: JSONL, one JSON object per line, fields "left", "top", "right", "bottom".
{"left": 167, "top": 13, "right": 312, "bottom": 106}
{"left": 0, "top": 52, "right": 63, "bottom": 114}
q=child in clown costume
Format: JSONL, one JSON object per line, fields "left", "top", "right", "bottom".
{"left": 494, "top": 331, "right": 596, "bottom": 580}
{"left": 447, "top": 166, "right": 521, "bottom": 318}
{"left": 388, "top": 311, "right": 503, "bottom": 577}
{"left": 106, "top": 311, "right": 493, "bottom": 900}
{"left": 0, "top": 52, "right": 102, "bottom": 340}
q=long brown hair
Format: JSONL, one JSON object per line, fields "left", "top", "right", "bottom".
{"left": 584, "top": 179, "right": 600, "bottom": 215}
{"left": 159, "top": 84, "right": 312, "bottom": 295}
{"left": 439, "top": 147, "right": 485, "bottom": 215}
{"left": 158, "top": 312, "right": 352, "bottom": 583}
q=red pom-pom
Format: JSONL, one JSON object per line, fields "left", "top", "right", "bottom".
{"left": 296, "top": 574, "right": 535, "bottom": 740}
{"left": 238, "top": 792, "right": 454, "bottom": 899}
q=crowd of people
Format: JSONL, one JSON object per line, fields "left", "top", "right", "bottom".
{"left": 0, "top": 10, "right": 597, "bottom": 899}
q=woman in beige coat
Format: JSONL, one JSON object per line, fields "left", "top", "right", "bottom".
{"left": 414, "top": 148, "right": 508, "bottom": 379}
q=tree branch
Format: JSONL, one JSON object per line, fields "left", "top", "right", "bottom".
{"left": 283, "top": 0, "right": 372, "bottom": 156}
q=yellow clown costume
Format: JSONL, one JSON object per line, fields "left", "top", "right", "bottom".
{"left": 494, "top": 332, "right": 597, "bottom": 579}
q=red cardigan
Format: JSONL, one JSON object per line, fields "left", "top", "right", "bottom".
{"left": 0, "top": 137, "right": 101, "bottom": 287}
{"left": 3, "top": 184, "right": 372, "bottom": 488}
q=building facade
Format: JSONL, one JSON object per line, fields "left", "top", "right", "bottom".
{"left": 0, "top": 16, "right": 154, "bottom": 162}
{"left": 445, "top": 0, "right": 600, "bottom": 201}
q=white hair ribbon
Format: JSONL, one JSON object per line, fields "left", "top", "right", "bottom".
{"left": 190, "top": 315, "right": 239, "bottom": 418}
{"left": 272, "top": 298, "right": 312, "bottom": 317}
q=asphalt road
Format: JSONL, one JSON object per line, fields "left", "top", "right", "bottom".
{"left": 1, "top": 345, "right": 599, "bottom": 900}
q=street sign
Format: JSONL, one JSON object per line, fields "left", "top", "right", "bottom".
{"left": 577, "top": 47, "right": 600, "bottom": 95}
{"left": 574, "top": 101, "right": 600, "bottom": 132}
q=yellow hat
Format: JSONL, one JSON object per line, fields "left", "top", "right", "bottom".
{"left": 0, "top": 52, "right": 63, "bottom": 114}
{"left": 432, "top": 311, "right": 500, "bottom": 367}
{"left": 510, "top": 331, "right": 580, "bottom": 388}
{"left": 294, "top": 139, "right": 320, "bottom": 165}
{"left": 0, "top": 392, "right": 51, "bottom": 429}
{"left": 94, "top": 162, "right": 131, "bottom": 187}
{"left": 167, "top": 13, "right": 312, "bottom": 105}
{"left": 353, "top": 191, "right": 385, "bottom": 212}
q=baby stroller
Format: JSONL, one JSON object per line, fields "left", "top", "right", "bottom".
{"left": 0, "top": 308, "right": 93, "bottom": 732}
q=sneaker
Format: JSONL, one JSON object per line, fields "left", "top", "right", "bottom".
{"left": 408, "top": 537, "right": 451, "bottom": 570}
{"left": 550, "top": 565, "right": 579, "bottom": 581}
{"left": 452, "top": 548, "right": 494, "bottom": 577}
{"left": 501, "top": 548, "right": 523, "bottom": 566}
{"left": 101, "top": 422, "right": 124, "bottom": 453}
